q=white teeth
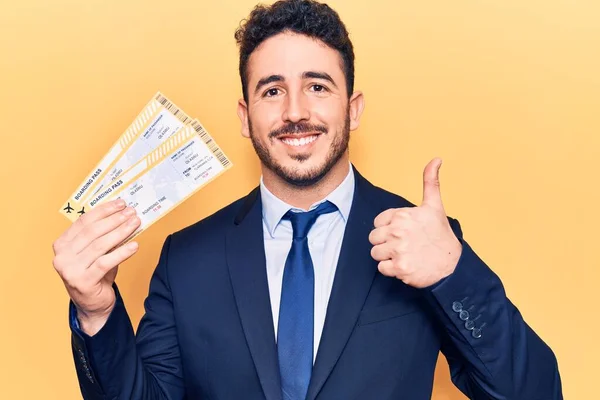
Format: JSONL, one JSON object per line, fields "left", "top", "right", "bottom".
{"left": 282, "top": 135, "right": 318, "bottom": 147}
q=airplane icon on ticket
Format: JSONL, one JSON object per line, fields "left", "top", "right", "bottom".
{"left": 78, "top": 207, "right": 86, "bottom": 216}
{"left": 63, "top": 203, "right": 74, "bottom": 213}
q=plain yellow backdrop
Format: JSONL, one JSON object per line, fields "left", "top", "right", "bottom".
{"left": 1, "top": 0, "right": 598, "bottom": 398}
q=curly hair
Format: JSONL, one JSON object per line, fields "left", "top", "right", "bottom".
{"left": 234, "top": 0, "right": 355, "bottom": 102}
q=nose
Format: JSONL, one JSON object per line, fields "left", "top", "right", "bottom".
{"left": 282, "top": 90, "right": 310, "bottom": 123}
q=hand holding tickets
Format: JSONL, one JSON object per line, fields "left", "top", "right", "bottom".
{"left": 58, "top": 92, "right": 232, "bottom": 244}
{"left": 53, "top": 92, "right": 232, "bottom": 335}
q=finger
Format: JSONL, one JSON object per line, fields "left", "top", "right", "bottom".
{"left": 70, "top": 206, "right": 137, "bottom": 254}
{"left": 87, "top": 241, "right": 139, "bottom": 283}
{"left": 78, "top": 215, "right": 141, "bottom": 268}
{"left": 368, "top": 226, "right": 388, "bottom": 246}
{"left": 422, "top": 157, "right": 444, "bottom": 209}
{"left": 373, "top": 208, "right": 397, "bottom": 228}
{"left": 377, "top": 260, "right": 396, "bottom": 277}
{"left": 59, "top": 199, "right": 127, "bottom": 244}
{"left": 370, "top": 242, "right": 395, "bottom": 262}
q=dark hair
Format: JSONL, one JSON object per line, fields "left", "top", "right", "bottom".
{"left": 234, "top": 0, "right": 355, "bottom": 102}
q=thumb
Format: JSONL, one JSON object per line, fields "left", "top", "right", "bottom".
{"left": 422, "top": 157, "right": 444, "bottom": 210}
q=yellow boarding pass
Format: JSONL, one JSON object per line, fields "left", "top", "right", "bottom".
{"left": 72, "top": 119, "right": 232, "bottom": 244}
{"left": 59, "top": 93, "right": 233, "bottom": 246}
{"left": 59, "top": 92, "right": 194, "bottom": 219}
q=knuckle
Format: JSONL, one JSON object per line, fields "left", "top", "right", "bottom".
{"left": 370, "top": 246, "right": 377, "bottom": 258}
{"left": 61, "top": 268, "right": 78, "bottom": 285}
{"left": 123, "top": 218, "right": 140, "bottom": 233}
{"left": 369, "top": 229, "right": 383, "bottom": 244}
{"left": 393, "top": 210, "right": 404, "bottom": 220}
{"left": 87, "top": 239, "right": 106, "bottom": 256}
{"left": 120, "top": 221, "right": 132, "bottom": 233}
{"left": 95, "top": 256, "right": 109, "bottom": 271}
{"left": 391, "top": 227, "right": 404, "bottom": 239}
{"left": 379, "top": 262, "right": 395, "bottom": 278}
{"left": 52, "top": 254, "right": 65, "bottom": 272}
{"left": 52, "top": 239, "right": 63, "bottom": 254}
{"left": 368, "top": 227, "right": 376, "bottom": 240}
{"left": 81, "top": 224, "right": 100, "bottom": 240}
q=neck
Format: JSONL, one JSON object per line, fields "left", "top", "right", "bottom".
{"left": 261, "top": 156, "right": 350, "bottom": 210}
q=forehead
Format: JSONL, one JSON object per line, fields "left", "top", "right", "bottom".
{"left": 247, "top": 32, "right": 345, "bottom": 83}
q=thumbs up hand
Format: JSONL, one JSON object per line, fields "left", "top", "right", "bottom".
{"left": 368, "top": 158, "right": 462, "bottom": 288}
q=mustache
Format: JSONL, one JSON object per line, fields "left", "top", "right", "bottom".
{"left": 268, "top": 122, "right": 328, "bottom": 139}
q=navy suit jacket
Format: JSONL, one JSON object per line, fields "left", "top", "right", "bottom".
{"left": 69, "top": 167, "right": 563, "bottom": 399}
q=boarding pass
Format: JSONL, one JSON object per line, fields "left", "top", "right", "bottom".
{"left": 59, "top": 92, "right": 232, "bottom": 243}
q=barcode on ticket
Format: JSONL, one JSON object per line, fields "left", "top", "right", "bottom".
{"left": 191, "top": 120, "right": 231, "bottom": 168}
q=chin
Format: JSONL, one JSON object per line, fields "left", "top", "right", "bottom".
{"left": 279, "top": 165, "right": 330, "bottom": 187}
{"left": 273, "top": 153, "right": 344, "bottom": 187}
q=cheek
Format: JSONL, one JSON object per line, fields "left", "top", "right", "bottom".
{"left": 249, "top": 107, "right": 281, "bottom": 139}
{"left": 311, "top": 99, "right": 346, "bottom": 129}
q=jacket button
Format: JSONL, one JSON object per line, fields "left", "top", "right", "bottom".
{"left": 465, "top": 320, "right": 475, "bottom": 330}
{"left": 471, "top": 322, "right": 486, "bottom": 339}
{"left": 459, "top": 310, "right": 470, "bottom": 321}
{"left": 452, "top": 301, "right": 463, "bottom": 312}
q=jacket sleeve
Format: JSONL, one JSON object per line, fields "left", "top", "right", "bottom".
{"left": 69, "top": 234, "right": 185, "bottom": 400}
{"left": 424, "top": 218, "right": 563, "bottom": 400}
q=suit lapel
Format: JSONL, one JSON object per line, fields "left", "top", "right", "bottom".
{"left": 306, "top": 169, "right": 381, "bottom": 400}
{"left": 226, "top": 188, "right": 282, "bottom": 400}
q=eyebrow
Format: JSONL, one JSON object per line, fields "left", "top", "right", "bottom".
{"left": 253, "top": 71, "right": 339, "bottom": 95}
{"left": 254, "top": 74, "right": 284, "bottom": 95}
{"left": 302, "top": 71, "right": 338, "bottom": 88}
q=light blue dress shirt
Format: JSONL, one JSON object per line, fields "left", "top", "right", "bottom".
{"left": 260, "top": 163, "right": 355, "bottom": 363}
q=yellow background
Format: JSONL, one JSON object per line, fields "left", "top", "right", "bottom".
{"left": 0, "top": 0, "right": 597, "bottom": 398}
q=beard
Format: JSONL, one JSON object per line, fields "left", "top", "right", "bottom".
{"left": 248, "top": 110, "right": 351, "bottom": 187}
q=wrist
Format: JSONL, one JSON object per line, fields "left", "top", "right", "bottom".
{"left": 442, "top": 238, "right": 462, "bottom": 278}
{"left": 75, "top": 302, "right": 114, "bottom": 337}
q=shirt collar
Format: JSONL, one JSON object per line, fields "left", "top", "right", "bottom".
{"left": 260, "top": 162, "right": 355, "bottom": 238}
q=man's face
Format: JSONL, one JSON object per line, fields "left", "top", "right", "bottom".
{"left": 238, "top": 31, "right": 363, "bottom": 187}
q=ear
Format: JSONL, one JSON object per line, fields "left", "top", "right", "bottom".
{"left": 348, "top": 91, "right": 365, "bottom": 131}
{"left": 237, "top": 98, "right": 250, "bottom": 138}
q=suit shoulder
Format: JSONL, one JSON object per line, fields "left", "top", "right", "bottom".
{"left": 168, "top": 190, "right": 251, "bottom": 242}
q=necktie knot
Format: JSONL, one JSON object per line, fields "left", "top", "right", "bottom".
{"left": 283, "top": 200, "right": 338, "bottom": 239}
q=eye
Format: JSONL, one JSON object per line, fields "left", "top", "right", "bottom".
{"left": 264, "top": 88, "right": 281, "bottom": 97}
{"left": 309, "top": 84, "right": 331, "bottom": 95}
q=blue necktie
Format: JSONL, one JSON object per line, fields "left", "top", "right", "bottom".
{"left": 277, "top": 200, "right": 338, "bottom": 400}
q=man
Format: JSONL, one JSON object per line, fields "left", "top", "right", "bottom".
{"left": 52, "top": 0, "right": 563, "bottom": 399}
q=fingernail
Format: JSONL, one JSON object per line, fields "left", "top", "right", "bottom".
{"left": 127, "top": 242, "right": 138, "bottom": 251}
{"left": 128, "top": 216, "right": 140, "bottom": 226}
{"left": 116, "top": 199, "right": 126, "bottom": 208}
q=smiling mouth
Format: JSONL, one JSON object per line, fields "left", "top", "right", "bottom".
{"left": 278, "top": 134, "right": 320, "bottom": 147}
